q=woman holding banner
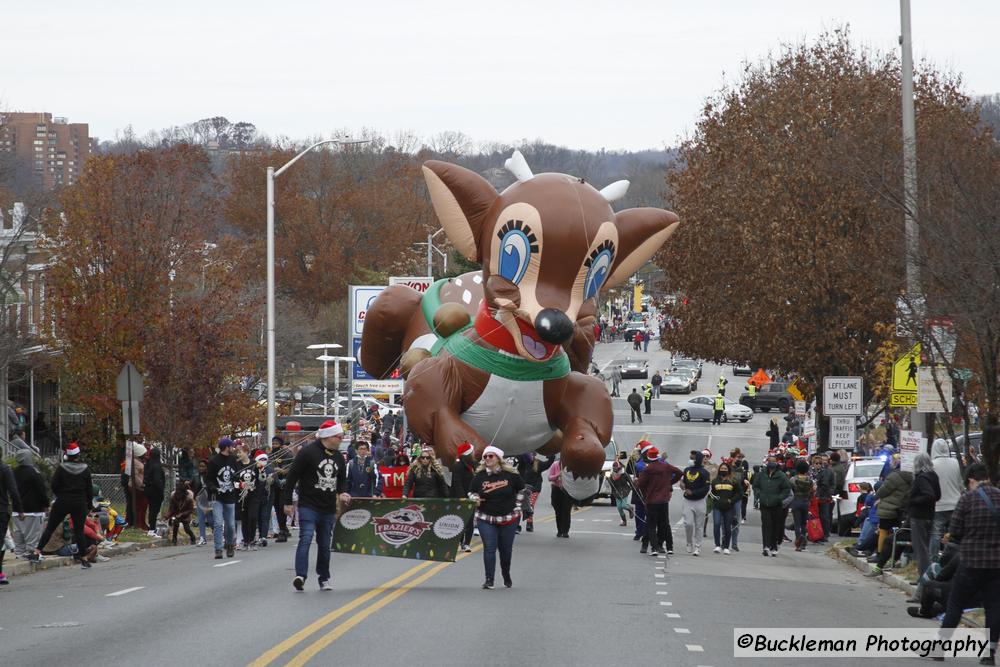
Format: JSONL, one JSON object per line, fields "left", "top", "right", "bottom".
{"left": 469, "top": 445, "right": 526, "bottom": 590}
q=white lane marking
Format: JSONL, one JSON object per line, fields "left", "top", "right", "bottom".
{"left": 656, "top": 591, "right": 669, "bottom": 595}
{"left": 665, "top": 613, "right": 681, "bottom": 618}
{"left": 686, "top": 645, "right": 704, "bottom": 652}
{"left": 659, "top": 601, "right": 672, "bottom": 606}
{"left": 655, "top": 573, "right": 665, "bottom": 578}
{"left": 656, "top": 582, "right": 666, "bottom": 586}
{"left": 707, "top": 434, "right": 713, "bottom": 451}
{"left": 569, "top": 531, "right": 632, "bottom": 536}
{"left": 592, "top": 519, "right": 613, "bottom": 523}
{"left": 213, "top": 560, "right": 242, "bottom": 568}
{"left": 105, "top": 586, "right": 144, "bottom": 597}
{"left": 674, "top": 628, "right": 691, "bottom": 634}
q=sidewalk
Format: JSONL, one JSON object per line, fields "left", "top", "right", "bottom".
{"left": 5, "top": 538, "right": 171, "bottom": 578}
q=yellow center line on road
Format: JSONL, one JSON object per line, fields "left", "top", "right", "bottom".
{"left": 284, "top": 544, "right": 485, "bottom": 667}
{"left": 249, "top": 560, "right": 435, "bottom": 667}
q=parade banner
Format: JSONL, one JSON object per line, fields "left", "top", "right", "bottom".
{"left": 379, "top": 465, "right": 409, "bottom": 499}
{"left": 334, "top": 498, "right": 476, "bottom": 562}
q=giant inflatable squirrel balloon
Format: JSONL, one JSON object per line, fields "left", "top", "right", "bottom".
{"left": 360, "top": 151, "right": 679, "bottom": 499}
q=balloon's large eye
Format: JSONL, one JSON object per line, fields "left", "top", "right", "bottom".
{"left": 584, "top": 241, "right": 615, "bottom": 300}
{"left": 496, "top": 220, "right": 538, "bottom": 284}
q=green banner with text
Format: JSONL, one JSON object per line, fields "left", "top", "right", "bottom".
{"left": 333, "top": 498, "right": 476, "bottom": 562}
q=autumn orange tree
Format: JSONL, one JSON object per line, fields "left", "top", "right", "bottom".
{"left": 44, "top": 144, "right": 259, "bottom": 466}
{"left": 659, "top": 30, "right": 978, "bottom": 449}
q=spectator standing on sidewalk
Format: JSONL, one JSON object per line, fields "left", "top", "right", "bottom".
{"left": 206, "top": 438, "right": 239, "bottom": 559}
{"left": 32, "top": 442, "right": 93, "bottom": 569}
{"left": 908, "top": 452, "right": 941, "bottom": 576}
{"left": 866, "top": 455, "right": 913, "bottom": 577}
{"left": 283, "top": 420, "right": 350, "bottom": 592}
{"left": 143, "top": 447, "right": 166, "bottom": 537}
{"left": 752, "top": 456, "right": 792, "bottom": 557}
{"left": 680, "top": 450, "right": 710, "bottom": 556}
{"left": 938, "top": 463, "right": 1000, "bottom": 666}
{"left": 192, "top": 459, "right": 212, "bottom": 546}
{"left": 0, "top": 455, "right": 23, "bottom": 584}
{"left": 814, "top": 454, "right": 836, "bottom": 542}
{"left": 11, "top": 449, "right": 47, "bottom": 559}
{"left": 129, "top": 443, "right": 148, "bottom": 530}
{"left": 930, "top": 438, "right": 965, "bottom": 557}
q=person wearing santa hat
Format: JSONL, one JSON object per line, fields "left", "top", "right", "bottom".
{"left": 283, "top": 420, "right": 350, "bottom": 592}
{"left": 451, "top": 443, "right": 477, "bottom": 552}
{"left": 32, "top": 442, "right": 93, "bottom": 568}
{"left": 469, "top": 445, "right": 526, "bottom": 589}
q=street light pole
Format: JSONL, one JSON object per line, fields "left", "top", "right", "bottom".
{"left": 267, "top": 140, "right": 368, "bottom": 447}
{"left": 308, "top": 343, "right": 343, "bottom": 418}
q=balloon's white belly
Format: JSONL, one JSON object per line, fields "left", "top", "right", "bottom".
{"left": 460, "top": 375, "right": 554, "bottom": 455}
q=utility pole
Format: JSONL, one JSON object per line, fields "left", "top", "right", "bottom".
{"left": 900, "top": 0, "right": 925, "bottom": 439}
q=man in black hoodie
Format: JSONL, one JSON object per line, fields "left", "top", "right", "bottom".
{"left": 0, "top": 455, "right": 24, "bottom": 583}
{"left": 206, "top": 438, "right": 240, "bottom": 559}
{"left": 11, "top": 449, "right": 48, "bottom": 559}
{"left": 284, "top": 420, "right": 350, "bottom": 592}
{"left": 32, "top": 442, "right": 93, "bottom": 569}
{"left": 143, "top": 447, "right": 166, "bottom": 537}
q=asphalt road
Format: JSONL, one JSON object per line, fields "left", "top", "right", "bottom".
{"left": 0, "top": 341, "right": 938, "bottom": 667}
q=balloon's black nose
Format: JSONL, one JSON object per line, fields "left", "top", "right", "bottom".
{"left": 534, "top": 309, "right": 574, "bottom": 344}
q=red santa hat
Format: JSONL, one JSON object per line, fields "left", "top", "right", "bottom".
{"left": 456, "top": 442, "right": 474, "bottom": 459}
{"left": 317, "top": 420, "right": 343, "bottom": 438}
{"left": 254, "top": 451, "right": 268, "bottom": 464}
{"left": 644, "top": 446, "right": 660, "bottom": 459}
{"left": 640, "top": 441, "right": 656, "bottom": 456}
{"left": 66, "top": 441, "right": 81, "bottom": 456}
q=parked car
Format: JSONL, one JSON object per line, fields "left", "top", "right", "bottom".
{"left": 659, "top": 373, "right": 693, "bottom": 394}
{"left": 835, "top": 456, "right": 886, "bottom": 536}
{"left": 619, "top": 358, "right": 649, "bottom": 379}
{"left": 740, "top": 381, "right": 794, "bottom": 413}
{"left": 673, "top": 395, "right": 753, "bottom": 422}
{"left": 732, "top": 363, "right": 753, "bottom": 376}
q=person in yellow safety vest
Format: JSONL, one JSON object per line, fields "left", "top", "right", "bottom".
{"left": 712, "top": 393, "right": 726, "bottom": 425}
{"left": 643, "top": 384, "right": 653, "bottom": 414}
{"left": 745, "top": 382, "right": 758, "bottom": 412}
{"left": 717, "top": 375, "right": 728, "bottom": 396}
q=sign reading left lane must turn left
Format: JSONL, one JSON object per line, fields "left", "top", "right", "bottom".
{"left": 822, "top": 376, "right": 863, "bottom": 416}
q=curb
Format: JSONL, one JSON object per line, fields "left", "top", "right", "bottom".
{"left": 5, "top": 537, "right": 171, "bottom": 578}
{"left": 828, "top": 545, "right": 983, "bottom": 629}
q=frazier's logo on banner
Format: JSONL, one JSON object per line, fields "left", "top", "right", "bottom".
{"left": 372, "top": 505, "right": 432, "bottom": 546}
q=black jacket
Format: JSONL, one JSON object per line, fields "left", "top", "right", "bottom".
{"left": 517, "top": 455, "right": 553, "bottom": 491}
{"left": 451, "top": 460, "right": 476, "bottom": 498}
{"left": 766, "top": 423, "right": 780, "bottom": 449}
{"left": 0, "top": 462, "right": 23, "bottom": 513}
{"left": 470, "top": 469, "right": 525, "bottom": 517}
{"left": 13, "top": 463, "right": 47, "bottom": 513}
{"left": 815, "top": 467, "right": 836, "bottom": 500}
{"left": 627, "top": 392, "right": 642, "bottom": 408}
{"left": 50, "top": 461, "right": 93, "bottom": 507}
{"left": 404, "top": 464, "right": 448, "bottom": 498}
{"left": 908, "top": 470, "right": 941, "bottom": 521}
{"left": 143, "top": 450, "right": 166, "bottom": 495}
{"left": 283, "top": 440, "right": 347, "bottom": 513}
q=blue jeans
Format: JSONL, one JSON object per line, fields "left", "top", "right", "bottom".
{"left": 196, "top": 504, "right": 213, "bottom": 541}
{"left": 856, "top": 519, "right": 878, "bottom": 552}
{"left": 211, "top": 501, "right": 236, "bottom": 551}
{"left": 477, "top": 520, "right": 516, "bottom": 581}
{"left": 258, "top": 498, "right": 272, "bottom": 539}
{"left": 713, "top": 507, "right": 735, "bottom": 548}
{"left": 296, "top": 505, "right": 335, "bottom": 582}
{"left": 929, "top": 510, "right": 952, "bottom": 559}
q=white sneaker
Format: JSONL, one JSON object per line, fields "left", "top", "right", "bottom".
{"left": 196, "top": 537, "right": 206, "bottom": 546}
{"left": 713, "top": 546, "right": 722, "bottom": 553}
{"left": 741, "top": 519, "right": 747, "bottom": 524}
{"left": 762, "top": 548, "right": 771, "bottom": 557}
{"left": 692, "top": 548, "right": 700, "bottom": 556}
{"left": 461, "top": 544, "right": 472, "bottom": 553}
{"left": 723, "top": 548, "right": 730, "bottom": 555}
{"left": 96, "top": 555, "right": 111, "bottom": 562}
{"left": 685, "top": 544, "right": 693, "bottom": 554}
{"left": 146, "top": 530, "right": 158, "bottom": 537}
{"left": 318, "top": 580, "right": 333, "bottom": 591}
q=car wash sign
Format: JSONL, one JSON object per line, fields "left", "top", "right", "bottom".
{"left": 822, "top": 377, "right": 863, "bottom": 416}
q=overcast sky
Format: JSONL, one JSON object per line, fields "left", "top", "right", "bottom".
{"left": 2, "top": 1, "right": 996, "bottom": 151}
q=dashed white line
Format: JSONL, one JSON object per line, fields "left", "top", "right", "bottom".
{"left": 655, "top": 573, "right": 665, "bottom": 578}
{"left": 106, "top": 586, "right": 144, "bottom": 597}
{"left": 213, "top": 560, "right": 242, "bottom": 568}
{"left": 674, "top": 628, "right": 691, "bottom": 634}
{"left": 656, "top": 581, "right": 666, "bottom": 586}
{"left": 665, "top": 613, "right": 681, "bottom": 618}
{"left": 659, "top": 601, "right": 672, "bottom": 606}
{"left": 656, "top": 591, "right": 669, "bottom": 595}
{"left": 686, "top": 645, "right": 704, "bottom": 652}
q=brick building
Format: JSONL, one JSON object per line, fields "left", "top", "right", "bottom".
{"left": 0, "top": 112, "right": 96, "bottom": 190}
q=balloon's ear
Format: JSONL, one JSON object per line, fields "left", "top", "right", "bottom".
{"left": 422, "top": 161, "right": 499, "bottom": 263}
{"left": 605, "top": 208, "right": 680, "bottom": 288}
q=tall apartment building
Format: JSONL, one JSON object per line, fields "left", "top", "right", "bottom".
{"left": 0, "top": 112, "right": 96, "bottom": 190}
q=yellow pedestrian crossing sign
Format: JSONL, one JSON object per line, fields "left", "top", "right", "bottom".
{"left": 890, "top": 343, "right": 920, "bottom": 406}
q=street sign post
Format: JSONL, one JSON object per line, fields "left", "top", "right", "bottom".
{"left": 829, "top": 416, "right": 856, "bottom": 449}
{"left": 117, "top": 362, "right": 144, "bottom": 522}
{"left": 822, "top": 376, "right": 863, "bottom": 416}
